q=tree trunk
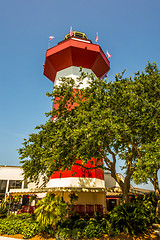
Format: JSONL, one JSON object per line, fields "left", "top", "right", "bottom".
{"left": 150, "top": 171, "right": 160, "bottom": 199}
{"left": 104, "top": 150, "right": 133, "bottom": 204}
{"left": 153, "top": 173, "right": 160, "bottom": 200}
{"left": 110, "top": 164, "right": 130, "bottom": 204}
{"left": 156, "top": 200, "right": 160, "bottom": 217}
{"left": 121, "top": 178, "right": 130, "bottom": 203}
{"left": 152, "top": 171, "right": 160, "bottom": 217}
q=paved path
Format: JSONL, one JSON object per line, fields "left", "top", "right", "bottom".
{"left": 0, "top": 237, "right": 23, "bottom": 240}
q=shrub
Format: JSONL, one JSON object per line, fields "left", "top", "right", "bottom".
{"left": 57, "top": 218, "right": 74, "bottom": 229}
{"left": 0, "top": 217, "right": 41, "bottom": 238}
{"left": 84, "top": 213, "right": 90, "bottom": 221}
{"left": 55, "top": 218, "right": 86, "bottom": 239}
{"left": 71, "top": 228, "right": 83, "bottom": 240}
{"left": 94, "top": 211, "right": 103, "bottom": 221}
{"left": 73, "top": 219, "right": 87, "bottom": 230}
{"left": 84, "top": 220, "right": 105, "bottom": 239}
{"left": 21, "top": 220, "right": 42, "bottom": 239}
{"left": 109, "top": 196, "right": 157, "bottom": 235}
{"left": 8, "top": 213, "right": 33, "bottom": 220}
{"left": 104, "top": 212, "right": 111, "bottom": 221}
{"left": 40, "top": 224, "right": 54, "bottom": 237}
{"left": 55, "top": 227, "right": 72, "bottom": 240}
{"left": 70, "top": 213, "right": 80, "bottom": 221}
{"left": 56, "top": 226, "right": 83, "bottom": 240}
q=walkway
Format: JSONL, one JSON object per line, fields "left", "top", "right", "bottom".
{"left": 0, "top": 237, "right": 22, "bottom": 240}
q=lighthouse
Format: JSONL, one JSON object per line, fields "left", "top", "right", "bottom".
{"left": 43, "top": 31, "right": 110, "bottom": 215}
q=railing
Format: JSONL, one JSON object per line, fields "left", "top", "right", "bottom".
{"left": 21, "top": 205, "right": 36, "bottom": 214}
{"left": 73, "top": 205, "right": 85, "bottom": 217}
{"left": 73, "top": 204, "right": 103, "bottom": 217}
{"left": 95, "top": 204, "right": 103, "bottom": 215}
{"left": 86, "top": 204, "right": 94, "bottom": 217}
{"left": 21, "top": 204, "right": 103, "bottom": 216}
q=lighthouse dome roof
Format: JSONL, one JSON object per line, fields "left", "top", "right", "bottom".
{"left": 64, "top": 31, "right": 88, "bottom": 41}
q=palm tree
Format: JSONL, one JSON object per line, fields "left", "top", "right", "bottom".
{"left": 35, "top": 193, "right": 68, "bottom": 229}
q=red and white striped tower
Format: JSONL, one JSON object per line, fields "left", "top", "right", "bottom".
{"left": 43, "top": 31, "right": 110, "bottom": 191}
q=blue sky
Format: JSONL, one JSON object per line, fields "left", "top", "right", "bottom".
{"left": 0, "top": 0, "right": 160, "bottom": 189}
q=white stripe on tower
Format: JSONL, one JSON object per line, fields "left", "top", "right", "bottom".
{"left": 54, "top": 66, "right": 93, "bottom": 88}
{"left": 47, "top": 177, "right": 105, "bottom": 188}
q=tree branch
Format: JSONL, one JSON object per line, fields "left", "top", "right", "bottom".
{"left": 131, "top": 142, "right": 142, "bottom": 158}
{"left": 108, "top": 148, "right": 116, "bottom": 165}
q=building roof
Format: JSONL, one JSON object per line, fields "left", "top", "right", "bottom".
{"left": 0, "top": 165, "right": 22, "bottom": 168}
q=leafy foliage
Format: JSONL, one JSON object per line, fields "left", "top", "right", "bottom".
{"left": 133, "top": 140, "right": 160, "bottom": 196}
{"left": 109, "top": 193, "right": 157, "bottom": 235}
{"left": 94, "top": 211, "right": 103, "bottom": 221}
{"left": 8, "top": 212, "right": 33, "bottom": 220}
{"left": 0, "top": 214, "right": 41, "bottom": 238}
{"left": 55, "top": 227, "right": 72, "bottom": 240}
{"left": 84, "top": 219, "right": 105, "bottom": 239}
{"left": 73, "top": 219, "right": 87, "bottom": 230}
{"left": 55, "top": 194, "right": 157, "bottom": 238}
{"left": 71, "top": 228, "right": 83, "bottom": 240}
{"left": 57, "top": 218, "right": 74, "bottom": 230}
{"left": 0, "top": 195, "right": 158, "bottom": 239}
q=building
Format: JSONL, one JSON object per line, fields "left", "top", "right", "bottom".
{"left": 0, "top": 165, "right": 152, "bottom": 215}
{"left": 0, "top": 166, "right": 27, "bottom": 201}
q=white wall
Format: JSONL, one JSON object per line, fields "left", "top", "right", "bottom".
{"left": 0, "top": 166, "right": 23, "bottom": 180}
{"left": 54, "top": 66, "right": 93, "bottom": 88}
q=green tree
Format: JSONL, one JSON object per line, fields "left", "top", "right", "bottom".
{"left": 133, "top": 140, "right": 160, "bottom": 198}
{"left": 19, "top": 63, "right": 160, "bottom": 203}
{"left": 132, "top": 62, "right": 160, "bottom": 199}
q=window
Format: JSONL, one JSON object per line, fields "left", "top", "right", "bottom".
{"left": 24, "top": 180, "right": 28, "bottom": 189}
{"left": 0, "top": 180, "right": 7, "bottom": 193}
{"left": 8, "top": 180, "right": 22, "bottom": 191}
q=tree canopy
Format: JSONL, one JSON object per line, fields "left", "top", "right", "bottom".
{"left": 19, "top": 62, "right": 160, "bottom": 202}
